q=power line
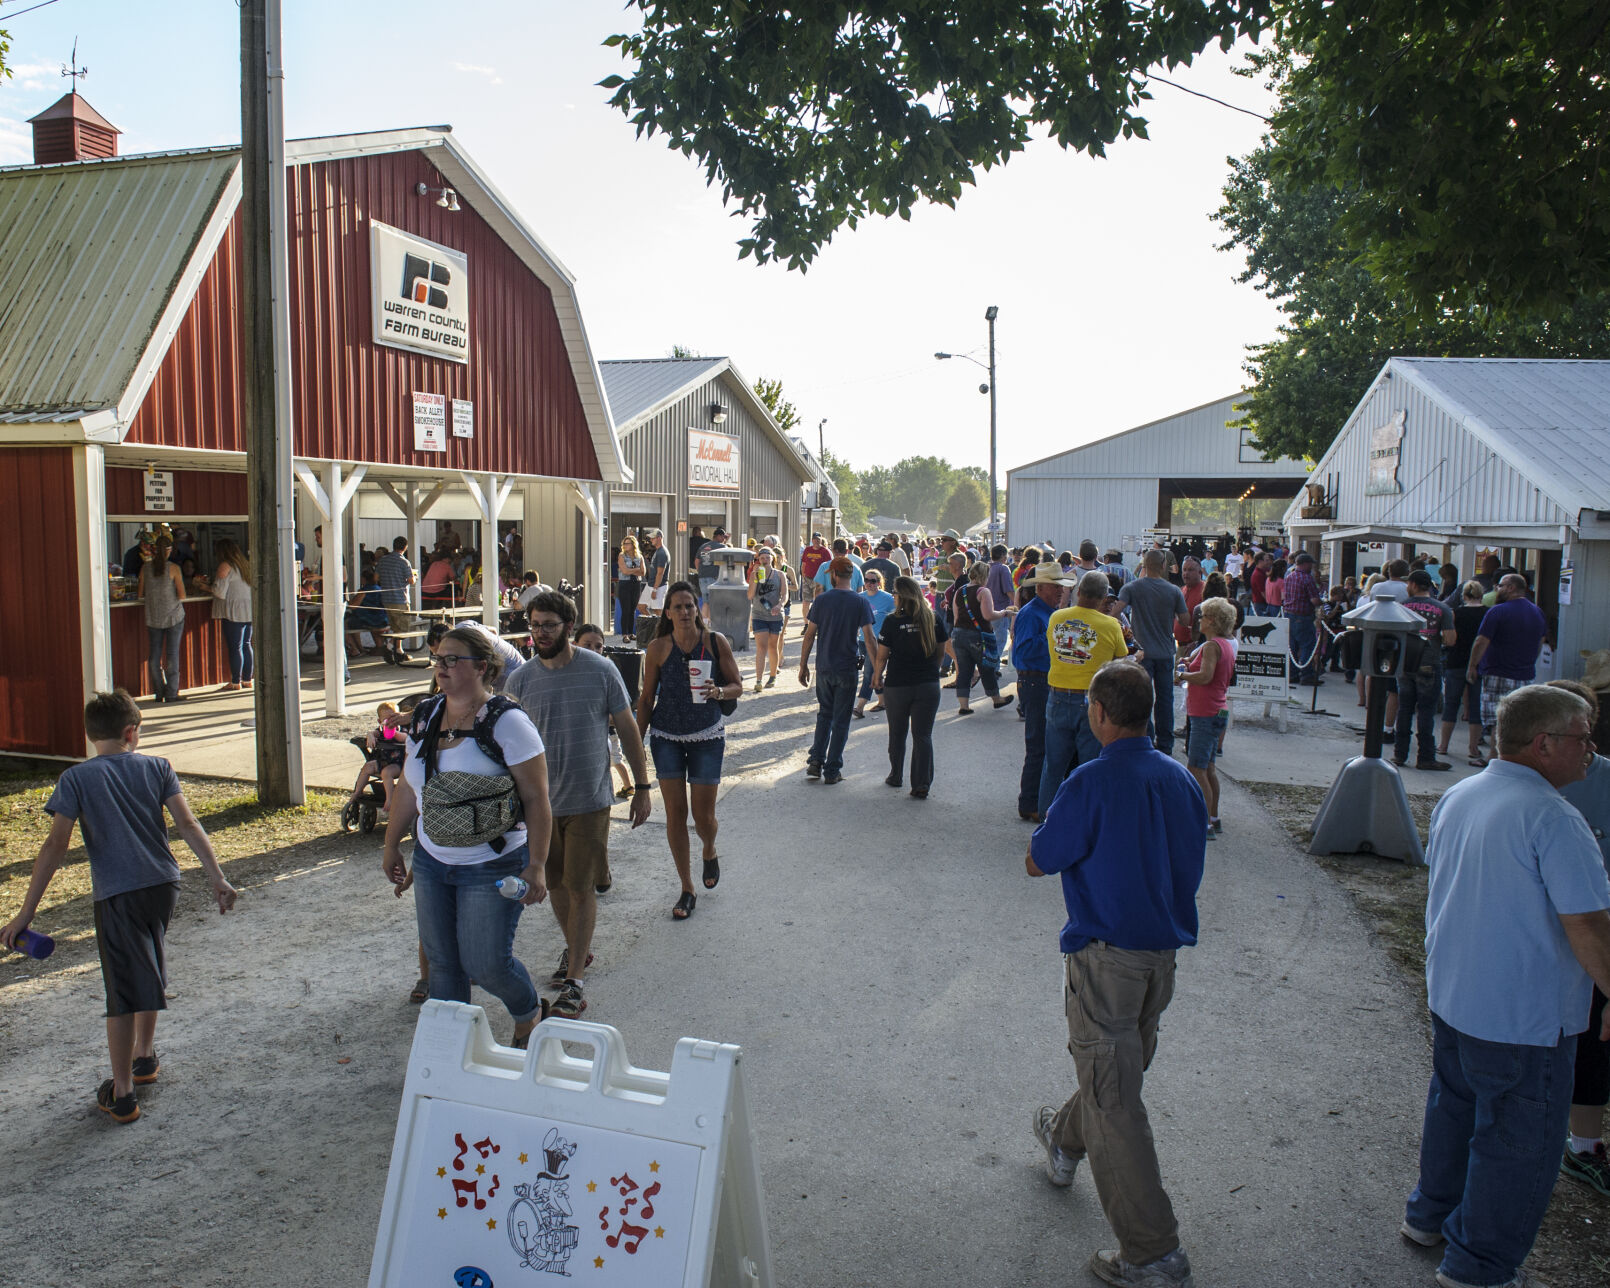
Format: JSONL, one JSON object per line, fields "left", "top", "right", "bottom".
{"left": 1148, "top": 73, "right": 1270, "bottom": 123}
{"left": 0, "top": 0, "right": 65, "bottom": 19}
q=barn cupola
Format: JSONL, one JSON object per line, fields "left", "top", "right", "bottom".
{"left": 28, "top": 92, "right": 121, "bottom": 165}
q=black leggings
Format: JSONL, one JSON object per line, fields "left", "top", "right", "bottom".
{"left": 1575, "top": 986, "right": 1609, "bottom": 1107}
{"left": 883, "top": 681, "right": 940, "bottom": 791}
{"left": 616, "top": 579, "right": 643, "bottom": 634}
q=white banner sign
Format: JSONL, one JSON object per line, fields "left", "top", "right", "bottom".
{"left": 688, "top": 429, "right": 740, "bottom": 491}
{"left": 144, "top": 469, "right": 175, "bottom": 512}
{"left": 413, "top": 392, "right": 447, "bottom": 453}
{"left": 1232, "top": 614, "right": 1290, "bottom": 702}
{"left": 452, "top": 398, "right": 474, "bottom": 439}
{"left": 371, "top": 220, "right": 470, "bottom": 364}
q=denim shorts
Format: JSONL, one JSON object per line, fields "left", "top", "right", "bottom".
{"left": 1186, "top": 710, "right": 1228, "bottom": 767}
{"left": 752, "top": 618, "right": 782, "bottom": 635}
{"left": 650, "top": 733, "right": 725, "bottom": 785}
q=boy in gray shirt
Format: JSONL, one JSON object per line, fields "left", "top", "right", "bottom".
{"left": 1117, "top": 550, "right": 1192, "bottom": 755}
{"left": 1, "top": 690, "right": 237, "bottom": 1123}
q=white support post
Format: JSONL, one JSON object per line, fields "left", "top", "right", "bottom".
{"left": 586, "top": 481, "right": 607, "bottom": 627}
{"left": 405, "top": 483, "right": 422, "bottom": 612}
{"left": 323, "top": 459, "right": 346, "bottom": 716}
{"left": 73, "top": 445, "right": 113, "bottom": 750}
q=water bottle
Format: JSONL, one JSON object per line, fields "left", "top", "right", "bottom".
{"left": 495, "top": 877, "right": 528, "bottom": 901}
{"left": 10, "top": 928, "right": 55, "bottom": 960}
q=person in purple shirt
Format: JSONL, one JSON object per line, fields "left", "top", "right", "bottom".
{"left": 984, "top": 544, "right": 1016, "bottom": 660}
{"left": 1026, "top": 661, "right": 1206, "bottom": 1288}
{"left": 1466, "top": 574, "right": 1548, "bottom": 757}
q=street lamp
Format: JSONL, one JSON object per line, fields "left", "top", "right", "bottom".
{"left": 934, "top": 303, "right": 1000, "bottom": 540}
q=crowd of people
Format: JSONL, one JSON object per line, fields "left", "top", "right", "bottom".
{"left": 10, "top": 513, "right": 1606, "bottom": 1288}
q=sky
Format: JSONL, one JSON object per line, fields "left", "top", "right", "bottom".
{"left": 0, "top": 0, "right": 1284, "bottom": 481}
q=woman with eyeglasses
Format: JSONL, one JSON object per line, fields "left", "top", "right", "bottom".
{"left": 637, "top": 581, "right": 740, "bottom": 920}
{"left": 382, "top": 626, "right": 553, "bottom": 1047}
{"left": 747, "top": 545, "right": 789, "bottom": 691}
{"left": 616, "top": 534, "right": 645, "bottom": 639}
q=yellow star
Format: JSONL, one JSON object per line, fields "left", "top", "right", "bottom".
{"left": 475, "top": 1163, "right": 486, "bottom": 1175}
{"left": 593, "top": 1257, "right": 604, "bottom": 1269}
{"left": 518, "top": 1152, "right": 529, "bottom": 1164}
{"left": 649, "top": 1160, "right": 660, "bottom": 1173}
{"left": 486, "top": 1218, "right": 497, "bottom": 1231}
{"left": 586, "top": 1180, "right": 597, "bottom": 1193}
{"left": 437, "top": 1208, "right": 447, "bottom": 1220}
{"left": 654, "top": 1226, "right": 665, "bottom": 1239}
{"left": 436, "top": 1166, "right": 446, "bottom": 1178}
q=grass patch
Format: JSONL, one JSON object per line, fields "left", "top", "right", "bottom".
{"left": 1, "top": 768, "right": 348, "bottom": 980}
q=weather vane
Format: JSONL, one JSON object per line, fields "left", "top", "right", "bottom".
{"left": 62, "top": 38, "right": 87, "bottom": 85}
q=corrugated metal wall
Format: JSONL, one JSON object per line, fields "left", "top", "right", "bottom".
{"left": 0, "top": 447, "right": 84, "bottom": 755}
{"left": 1326, "top": 380, "right": 1570, "bottom": 529}
{"left": 614, "top": 375, "right": 800, "bottom": 549}
{"left": 1011, "top": 394, "right": 1305, "bottom": 480}
{"left": 1007, "top": 477, "right": 1159, "bottom": 552}
{"left": 104, "top": 466, "right": 247, "bottom": 516}
{"left": 126, "top": 150, "right": 599, "bottom": 480}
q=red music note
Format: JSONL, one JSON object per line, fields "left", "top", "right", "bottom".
{"left": 604, "top": 1220, "right": 650, "bottom": 1254}
{"left": 451, "top": 1178, "right": 485, "bottom": 1210}
{"left": 640, "top": 1180, "right": 660, "bottom": 1221}
{"left": 452, "top": 1133, "right": 470, "bottom": 1172}
{"left": 472, "top": 1136, "right": 500, "bottom": 1159}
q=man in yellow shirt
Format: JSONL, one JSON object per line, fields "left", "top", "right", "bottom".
{"left": 1039, "top": 570, "right": 1130, "bottom": 817}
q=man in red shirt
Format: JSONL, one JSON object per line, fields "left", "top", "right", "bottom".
{"left": 1173, "top": 559, "right": 1205, "bottom": 649}
{"left": 799, "top": 532, "right": 831, "bottom": 607}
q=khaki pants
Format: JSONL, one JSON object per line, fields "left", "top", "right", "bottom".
{"left": 1050, "top": 941, "right": 1180, "bottom": 1265}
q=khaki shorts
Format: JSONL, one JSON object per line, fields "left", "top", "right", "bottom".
{"left": 546, "top": 807, "right": 611, "bottom": 894}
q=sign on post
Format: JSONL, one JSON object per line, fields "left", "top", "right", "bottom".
{"left": 368, "top": 1002, "right": 773, "bottom": 1288}
{"left": 1233, "top": 613, "right": 1291, "bottom": 703}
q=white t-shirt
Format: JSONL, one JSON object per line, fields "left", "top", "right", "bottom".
{"left": 1224, "top": 553, "right": 1245, "bottom": 579}
{"left": 402, "top": 704, "right": 545, "bottom": 865}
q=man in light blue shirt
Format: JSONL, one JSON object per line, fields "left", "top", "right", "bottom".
{"left": 1404, "top": 684, "right": 1610, "bottom": 1287}
{"left": 814, "top": 538, "right": 864, "bottom": 591}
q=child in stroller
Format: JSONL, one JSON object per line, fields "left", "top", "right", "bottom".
{"left": 342, "top": 701, "right": 406, "bottom": 833}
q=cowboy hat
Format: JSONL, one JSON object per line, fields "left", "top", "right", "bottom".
{"left": 1023, "top": 561, "right": 1077, "bottom": 587}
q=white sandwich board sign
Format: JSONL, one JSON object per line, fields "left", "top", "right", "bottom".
{"left": 368, "top": 1003, "right": 772, "bottom": 1288}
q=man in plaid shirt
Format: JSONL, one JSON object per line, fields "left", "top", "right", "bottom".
{"left": 376, "top": 537, "right": 415, "bottom": 665}
{"left": 1281, "top": 553, "right": 1325, "bottom": 685}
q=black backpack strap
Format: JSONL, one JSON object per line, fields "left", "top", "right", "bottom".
{"left": 411, "top": 694, "right": 449, "bottom": 781}
{"left": 470, "top": 695, "right": 520, "bottom": 769}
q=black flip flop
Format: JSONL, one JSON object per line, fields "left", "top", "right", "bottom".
{"left": 672, "top": 891, "right": 697, "bottom": 920}
{"left": 702, "top": 856, "right": 720, "bottom": 889}
{"left": 409, "top": 977, "right": 430, "bottom": 1004}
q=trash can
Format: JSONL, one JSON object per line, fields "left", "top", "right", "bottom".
{"left": 602, "top": 644, "right": 642, "bottom": 705}
{"left": 704, "top": 548, "right": 755, "bottom": 652}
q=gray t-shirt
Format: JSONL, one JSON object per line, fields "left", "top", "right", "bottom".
{"left": 648, "top": 546, "right": 670, "bottom": 588}
{"left": 46, "top": 753, "right": 183, "bottom": 900}
{"left": 506, "top": 649, "right": 632, "bottom": 816}
{"left": 1118, "top": 576, "right": 1189, "bottom": 659}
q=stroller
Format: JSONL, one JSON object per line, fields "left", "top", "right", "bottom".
{"left": 340, "top": 735, "right": 389, "bottom": 834}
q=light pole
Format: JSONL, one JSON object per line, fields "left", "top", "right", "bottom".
{"left": 934, "top": 302, "right": 1000, "bottom": 541}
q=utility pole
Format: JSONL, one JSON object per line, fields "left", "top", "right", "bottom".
{"left": 240, "top": 0, "right": 304, "bottom": 803}
{"left": 985, "top": 305, "right": 999, "bottom": 542}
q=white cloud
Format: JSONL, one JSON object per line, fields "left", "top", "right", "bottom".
{"left": 0, "top": 116, "right": 32, "bottom": 165}
{"left": 9, "top": 61, "right": 64, "bottom": 93}
{"left": 450, "top": 61, "right": 502, "bottom": 86}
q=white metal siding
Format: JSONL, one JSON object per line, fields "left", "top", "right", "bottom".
{"left": 1007, "top": 477, "right": 1159, "bottom": 551}
{"left": 1010, "top": 394, "right": 1307, "bottom": 481}
{"left": 1558, "top": 540, "right": 1610, "bottom": 676}
{"left": 1316, "top": 379, "right": 1570, "bottom": 531}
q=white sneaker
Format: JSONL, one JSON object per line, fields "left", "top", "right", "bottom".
{"left": 1030, "top": 1105, "right": 1080, "bottom": 1186}
{"left": 1399, "top": 1219, "right": 1444, "bottom": 1248}
{"left": 1435, "top": 1269, "right": 1544, "bottom": 1288}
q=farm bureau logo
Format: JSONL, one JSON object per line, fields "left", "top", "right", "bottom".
{"left": 401, "top": 252, "right": 452, "bottom": 310}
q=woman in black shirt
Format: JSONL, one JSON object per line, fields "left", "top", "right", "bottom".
{"left": 871, "top": 576, "right": 951, "bottom": 799}
{"left": 1439, "top": 580, "right": 1490, "bottom": 764}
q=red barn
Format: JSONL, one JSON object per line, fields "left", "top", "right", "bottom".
{"left": 0, "top": 96, "right": 626, "bottom": 759}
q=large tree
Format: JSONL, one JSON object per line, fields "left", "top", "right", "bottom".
{"left": 938, "top": 475, "right": 988, "bottom": 534}
{"left": 819, "top": 448, "right": 869, "bottom": 531}
{"left": 605, "top": 2, "right": 1610, "bottom": 310}
{"left": 1216, "top": 140, "right": 1610, "bottom": 462}
{"left": 752, "top": 375, "right": 799, "bottom": 433}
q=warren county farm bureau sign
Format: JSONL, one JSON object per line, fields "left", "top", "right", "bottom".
{"left": 371, "top": 220, "right": 470, "bottom": 364}
{"left": 688, "top": 429, "right": 740, "bottom": 490}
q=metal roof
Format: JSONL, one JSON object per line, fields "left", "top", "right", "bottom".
{"left": 599, "top": 357, "right": 730, "bottom": 430}
{"left": 0, "top": 150, "right": 238, "bottom": 421}
{"left": 1389, "top": 358, "right": 1610, "bottom": 519}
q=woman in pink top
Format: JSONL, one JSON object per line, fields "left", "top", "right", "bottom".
{"left": 1263, "top": 559, "right": 1287, "bottom": 611}
{"left": 1176, "top": 597, "right": 1239, "bottom": 837}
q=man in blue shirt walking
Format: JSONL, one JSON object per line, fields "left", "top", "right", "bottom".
{"left": 798, "top": 558, "right": 876, "bottom": 785}
{"left": 1026, "top": 661, "right": 1206, "bottom": 1288}
{"left": 1402, "top": 684, "right": 1610, "bottom": 1288}
{"left": 1013, "top": 561, "right": 1074, "bottom": 822}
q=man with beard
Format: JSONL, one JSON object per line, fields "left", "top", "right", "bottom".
{"left": 508, "top": 591, "right": 652, "bottom": 1019}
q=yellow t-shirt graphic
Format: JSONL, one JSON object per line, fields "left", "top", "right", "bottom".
{"left": 1047, "top": 606, "right": 1127, "bottom": 691}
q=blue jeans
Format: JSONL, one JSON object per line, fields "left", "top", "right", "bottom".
{"left": 1395, "top": 667, "right": 1443, "bottom": 764}
{"left": 222, "top": 619, "right": 254, "bottom": 684}
{"left": 1038, "top": 688, "right": 1100, "bottom": 819}
{"left": 411, "top": 843, "right": 542, "bottom": 1025}
{"left": 1288, "top": 614, "right": 1317, "bottom": 684}
{"left": 1406, "top": 1014, "right": 1575, "bottom": 1285}
{"left": 1138, "top": 655, "right": 1176, "bottom": 755}
{"left": 146, "top": 621, "right": 184, "bottom": 700}
{"left": 1017, "top": 671, "right": 1048, "bottom": 816}
{"left": 649, "top": 733, "right": 725, "bottom": 785}
{"left": 993, "top": 615, "right": 1011, "bottom": 661}
{"left": 951, "top": 627, "right": 1000, "bottom": 701}
{"left": 809, "top": 667, "right": 858, "bottom": 775}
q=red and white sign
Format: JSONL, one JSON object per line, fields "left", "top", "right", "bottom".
{"left": 688, "top": 429, "right": 740, "bottom": 491}
{"left": 413, "top": 392, "right": 447, "bottom": 453}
